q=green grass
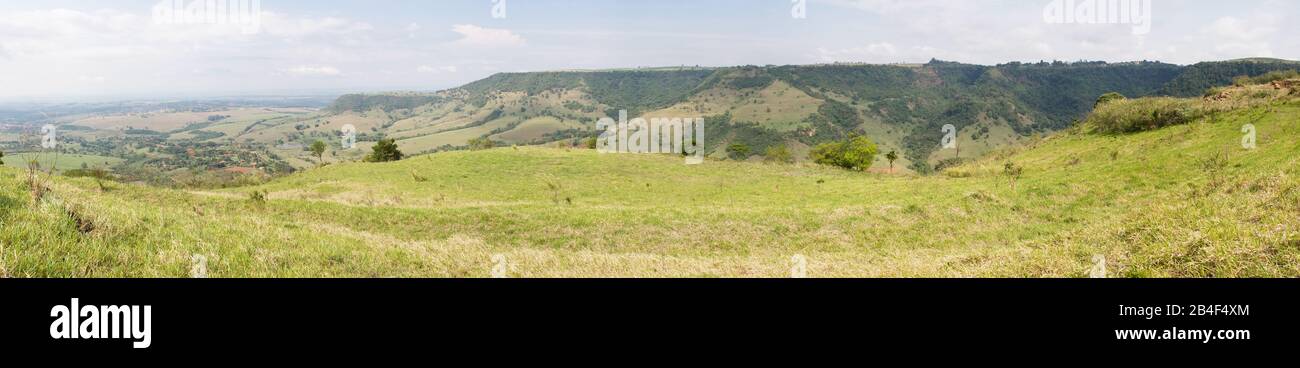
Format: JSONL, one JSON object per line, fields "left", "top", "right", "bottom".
{"left": 2, "top": 92, "right": 1298, "bottom": 277}
{"left": 7, "top": 153, "right": 124, "bottom": 171}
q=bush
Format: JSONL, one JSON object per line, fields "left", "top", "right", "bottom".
{"left": 467, "top": 137, "right": 497, "bottom": 151}
{"left": 366, "top": 139, "right": 404, "bottom": 162}
{"left": 764, "top": 144, "right": 793, "bottom": 164}
{"left": 726, "top": 143, "right": 752, "bottom": 160}
{"left": 1086, "top": 97, "right": 1203, "bottom": 134}
{"left": 810, "top": 136, "right": 878, "bottom": 171}
{"left": 1235, "top": 70, "right": 1299, "bottom": 86}
{"left": 1094, "top": 92, "right": 1126, "bottom": 108}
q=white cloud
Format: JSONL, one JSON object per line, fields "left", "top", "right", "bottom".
{"left": 78, "top": 75, "right": 107, "bottom": 83}
{"left": 1198, "top": 15, "right": 1278, "bottom": 58}
{"left": 417, "top": 65, "right": 458, "bottom": 74}
{"left": 406, "top": 22, "right": 421, "bottom": 38}
{"left": 450, "top": 24, "right": 525, "bottom": 47}
{"left": 284, "top": 65, "right": 342, "bottom": 77}
{"left": 816, "top": 42, "right": 899, "bottom": 62}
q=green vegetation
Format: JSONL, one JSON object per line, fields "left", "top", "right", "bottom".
{"left": 764, "top": 144, "right": 793, "bottom": 164}
{"left": 365, "top": 139, "right": 404, "bottom": 162}
{"left": 1086, "top": 97, "right": 1204, "bottom": 134}
{"left": 2, "top": 80, "right": 1299, "bottom": 277}
{"left": 1085, "top": 80, "right": 1288, "bottom": 134}
{"left": 726, "top": 143, "right": 751, "bottom": 160}
{"left": 1158, "top": 58, "right": 1300, "bottom": 96}
{"left": 467, "top": 137, "right": 497, "bottom": 151}
{"left": 1095, "top": 92, "right": 1127, "bottom": 108}
{"left": 310, "top": 140, "right": 327, "bottom": 165}
{"left": 7, "top": 153, "right": 123, "bottom": 172}
{"left": 1233, "top": 70, "right": 1300, "bottom": 86}
{"left": 329, "top": 94, "right": 442, "bottom": 114}
{"left": 810, "top": 135, "right": 878, "bottom": 171}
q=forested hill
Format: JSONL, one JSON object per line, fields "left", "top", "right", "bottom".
{"left": 319, "top": 58, "right": 1298, "bottom": 172}
{"left": 1158, "top": 58, "right": 1300, "bottom": 97}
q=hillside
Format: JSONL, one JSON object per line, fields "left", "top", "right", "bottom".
{"left": 229, "top": 59, "right": 1298, "bottom": 174}
{"left": 3, "top": 80, "right": 1297, "bottom": 277}
{"left": 11, "top": 59, "right": 1297, "bottom": 183}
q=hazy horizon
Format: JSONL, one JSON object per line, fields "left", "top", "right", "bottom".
{"left": 2, "top": 0, "right": 1297, "bottom": 99}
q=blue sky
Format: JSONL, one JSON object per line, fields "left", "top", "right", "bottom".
{"left": 0, "top": 0, "right": 1296, "bottom": 99}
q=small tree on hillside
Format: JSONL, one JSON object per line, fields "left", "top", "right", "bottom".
{"left": 885, "top": 150, "right": 898, "bottom": 173}
{"left": 366, "top": 139, "right": 404, "bottom": 162}
{"left": 309, "top": 140, "right": 326, "bottom": 165}
{"left": 0, "top": 151, "right": 5, "bottom": 165}
{"left": 1004, "top": 162, "right": 1023, "bottom": 190}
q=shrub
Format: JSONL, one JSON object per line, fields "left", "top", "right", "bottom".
{"left": 366, "top": 139, "right": 404, "bottom": 162}
{"left": 1086, "top": 97, "right": 1203, "bottom": 134}
{"left": 1235, "top": 70, "right": 1300, "bottom": 86}
{"left": 1003, "top": 162, "right": 1024, "bottom": 190}
{"left": 467, "top": 137, "right": 497, "bottom": 151}
{"left": 726, "top": 143, "right": 752, "bottom": 160}
{"left": 248, "top": 190, "right": 268, "bottom": 204}
{"left": 933, "top": 158, "right": 963, "bottom": 172}
{"left": 1094, "top": 92, "right": 1126, "bottom": 108}
{"left": 810, "top": 136, "right": 878, "bottom": 171}
{"left": 763, "top": 144, "right": 793, "bottom": 164}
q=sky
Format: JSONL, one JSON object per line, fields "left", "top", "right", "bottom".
{"left": 0, "top": 0, "right": 1296, "bottom": 100}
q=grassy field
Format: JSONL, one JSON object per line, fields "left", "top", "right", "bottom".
{"left": 1, "top": 88, "right": 1298, "bottom": 277}
{"left": 6, "top": 153, "right": 124, "bottom": 171}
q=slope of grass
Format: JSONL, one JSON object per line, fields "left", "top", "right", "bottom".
{"left": 1, "top": 92, "right": 1298, "bottom": 277}
{"left": 8, "top": 153, "right": 124, "bottom": 171}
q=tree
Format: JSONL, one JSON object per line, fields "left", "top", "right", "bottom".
{"left": 309, "top": 140, "right": 327, "bottom": 165}
{"left": 885, "top": 150, "right": 898, "bottom": 173}
{"left": 0, "top": 151, "right": 5, "bottom": 166}
{"left": 764, "top": 144, "right": 793, "bottom": 164}
{"left": 726, "top": 143, "right": 752, "bottom": 160}
{"left": 1095, "top": 92, "right": 1126, "bottom": 108}
{"left": 366, "top": 139, "right": 404, "bottom": 162}
{"left": 811, "top": 135, "right": 878, "bottom": 171}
